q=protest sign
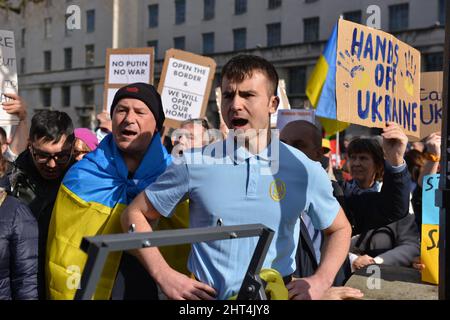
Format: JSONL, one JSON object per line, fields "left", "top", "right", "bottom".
{"left": 0, "top": 30, "right": 20, "bottom": 126}
{"left": 421, "top": 174, "right": 440, "bottom": 284}
{"left": 271, "top": 79, "right": 291, "bottom": 127}
{"left": 419, "top": 72, "right": 442, "bottom": 140}
{"left": 158, "top": 49, "right": 216, "bottom": 130}
{"left": 336, "top": 19, "right": 421, "bottom": 137}
{"left": 103, "top": 47, "right": 154, "bottom": 113}
{"left": 276, "top": 109, "right": 315, "bottom": 131}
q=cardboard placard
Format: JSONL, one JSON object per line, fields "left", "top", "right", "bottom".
{"left": 336, "top": 19, "right": 421, "bottom": 137}
{"left": 103, "top": 47, "right": 154, "bottom": 113}
{"left": 419, "top": 72, "right": 442, "bottom": 139}
{"left": 0, "top": 30, "right": 20, "bottom": 126}
{"left": 276, "top": 109, "right": 315, "bottom": 131}
{"left": 158, "top": 49, "right": 216, "bottom": 130}
{"left": 271, "top": 79, "right": 291, "bottom": 128}
{"left": 421, "top": 174, "right": 440, "bottom": 284}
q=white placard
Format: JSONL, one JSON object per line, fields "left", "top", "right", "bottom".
{"left": 0, "top": 30, "right": 19, "bottom": 126}
{"left": 108, "top": 54, "right": 151, "bottom": 84}
{"left": 161, "top": 58, "right": 210, "bottom": 121}
{"left": 106, "top": 88, "right": 120, "bottom": 114}
{"left": 276, "top": 109, "right": 315, "bottom": 131}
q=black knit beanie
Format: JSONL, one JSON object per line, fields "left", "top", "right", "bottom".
{"left": 110, "top": 83, "right": 165, "bottom": 132}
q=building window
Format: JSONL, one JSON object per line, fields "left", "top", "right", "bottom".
{"left": 21, "top": 28, "right": 25, "bottom": 48}
{"left": 148, "top": 4, "right": 159, "bottom": 28}
{"left": 204, "top": 0, "right": 215, "bottom": 20}
{"left": 235, "top": 0, "right": 247, "bottom": 15}
{"left": 40, "top": 88, "right": 52, "bottom": 107}
{"left": 175, "top": 0, "right": 186, "bottom": 25}
{"left": 86, "top": 9, "right": 96, "bottom": 33}
{"left": 233, "top": 28, "right": 246, "bottom": 51}
{"left": 424, "top": 52, "right": 443, "bottom": 71}
{"left": 202, "top": 32, "right": 214, "bottom": 54}
{"left": 389, "top": 3, "right": 409, "bottom": 31}
{"left": 268, "top": 0, "right": 282, "bottom": 9}
{"left": 174, "top": 36, "right": 186, "bottom": 50}
{"left": 304, "top": 17, "right": 319, "bottom": 42}
{"left": 44, "top": 50, "right": 51, "bottom": 71}
{"left": 439, "top": 0, "right": 446, "bottom": 25}
{"left": 147, "top": 40, "right": 158, "bottom": 60}
{"left": 44, "top": 17, "right": 52, "bottom": 38}
{"left": 62, "top": 86, "right": 71, "bottom": 107}
{"left": 85, "top": 45, "right": 95, "bottom": 67}
{"left": 64, "top": 48, "right": 72, "bottom": 70}
{"left": 20, "top": 58, "right": 25, "bottom": 75}
{"left": 288, "top": 66, "right": 306, "bottom": 95}
{"left": 82, "top": 84, "right": 95, "bottom": 106}
{"left": 267, "top": 23, "right": 281, "bottom": 47}
{"left": 343, "top": 10, "right": 362, "bottom": 24}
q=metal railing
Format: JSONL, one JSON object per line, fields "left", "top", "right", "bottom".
{"left": 75, "top": 224, "right": 274, "bottom": 300}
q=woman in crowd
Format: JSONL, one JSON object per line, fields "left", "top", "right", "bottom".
{"left": 343, "top": 137, "right": 419, "bottom": 270}
{"left": 73, "top": 128, "right": 99, "bottom": 161}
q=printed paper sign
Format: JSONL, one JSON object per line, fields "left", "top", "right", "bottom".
{"left": 0, "top": 30, "right": 20, "bottom": 126}
{"left": 109, "top": 54, "right": 151, "bottom": 84}
{"left": 158, "top": 49, "right": 216, "bottom": 130}
{"left": 103, "top": 48, "right": 154, "bottom": 113}
{"left": 421, "top": 174, "right": 440, "bottom": 284}
{"left": 419, "top": 72, "right": 442, "bottom": 139}
{"left": 336, "top": 19, "right": 421, "bottom": 137}
{"left": 276, "top": 109, "right": 315, "bottom": 131}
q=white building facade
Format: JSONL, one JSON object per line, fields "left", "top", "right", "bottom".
{"left": 0, "top": 0, "right": 446, "bottom": 128}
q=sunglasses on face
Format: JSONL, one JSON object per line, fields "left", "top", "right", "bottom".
{"left": 30, "top": 145, "right": 73, "bottom": 165}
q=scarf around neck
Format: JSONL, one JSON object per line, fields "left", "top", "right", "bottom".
{"left": 62, "top": 132, "right": 172, "bottom": 208}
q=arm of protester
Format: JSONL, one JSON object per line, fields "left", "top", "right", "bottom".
{"left": 287, "top": 208, "right": 351, "bottom": 300}
{"left": 418, "top": 132, "right": 441, "bottom": 188}
{"left": 352, "top": 254, "right": 375, "bottom": 270}
{"left": 320, "top": 286, "right": 364, "bottom": 300}
{"left": 1, "top": 93, "right": 29, "bottom": 157}
{"left": 121, "top": 160, "right": 216, "bottom": 300}
{"left": 345, "top": 123, "right": 410, "bottom": 235}
{"left": 382, "top": 122, "right": 408, "bottom": 167}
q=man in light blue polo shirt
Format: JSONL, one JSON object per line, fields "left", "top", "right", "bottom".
{"left": 121, "top": 55, "right": 351, "bottom": 300}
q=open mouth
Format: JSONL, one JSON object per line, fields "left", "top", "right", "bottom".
{"left": 231, "top": 118, "right": 249, "bottom": 128}
{"left": 121, "top": 128, "right": 138, "bottom": 137}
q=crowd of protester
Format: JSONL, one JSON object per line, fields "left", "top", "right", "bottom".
{"left": 0, "top": 55, "right": 442, "bottom": 300}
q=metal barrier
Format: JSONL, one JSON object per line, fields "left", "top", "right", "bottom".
{"left": 75, "top": 224, "right": 274, "bottom": 300}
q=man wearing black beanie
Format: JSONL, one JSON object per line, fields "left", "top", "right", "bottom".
{"left": 46, "top": 83, "right": 172, "bottom": 300}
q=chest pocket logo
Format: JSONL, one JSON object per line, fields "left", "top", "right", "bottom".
{"left": 269, "top": 179, "right": 286, "bottom": 202}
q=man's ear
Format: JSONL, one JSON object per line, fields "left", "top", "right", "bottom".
{"left": 269, "top": 96, "right": 280, "bottom": 115}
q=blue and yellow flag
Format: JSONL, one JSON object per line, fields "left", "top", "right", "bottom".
{"left": 46, "top": 133, "right": 172, "bottom": 300}
{"left": 306, "top": 22, "right": 349, "bottom": 134}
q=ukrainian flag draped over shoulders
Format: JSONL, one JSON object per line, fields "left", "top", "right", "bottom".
{"left": 46, "top": 132, "right": 171, "bottom": 300}
{"left": 306, "top": 22, "right": 349, "bottom": 134}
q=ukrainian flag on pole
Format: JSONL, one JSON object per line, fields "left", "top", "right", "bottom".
{"left": 306, "top": 21, "right": 349, "bottom": 134}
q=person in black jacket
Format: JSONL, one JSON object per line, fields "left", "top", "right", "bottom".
{"left": 7, "top": 110, "right": 75, "bottom": 299}
{"left": 0, "top": 143, "right": 38, "bottom": 300}
{"left": 280, "top": 120, "right": 410, "bottom": 298}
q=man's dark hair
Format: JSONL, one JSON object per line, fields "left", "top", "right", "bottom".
{"left": 0, "top": 127, "right": 7, "bottom": 145}
{"left": 221, "top": 55, "right": 279, "bottom": 96}
{"left": 348, "top": 137, "right": 385, "bottom": 181}
{"left": 29, "top": 110, "right": 74, "bottom": 144}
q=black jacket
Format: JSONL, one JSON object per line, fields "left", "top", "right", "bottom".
{"left": 339, "top": 162, "right": 411, "bottom": 236}
{"left": 8, "top": 150, "right": 73, "bottom": 299}
{"left": 0, "top": 195, "right": 38, "bottom": 300}
{"left": 294, "top": 163, "right": 410, "bottom": 285}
